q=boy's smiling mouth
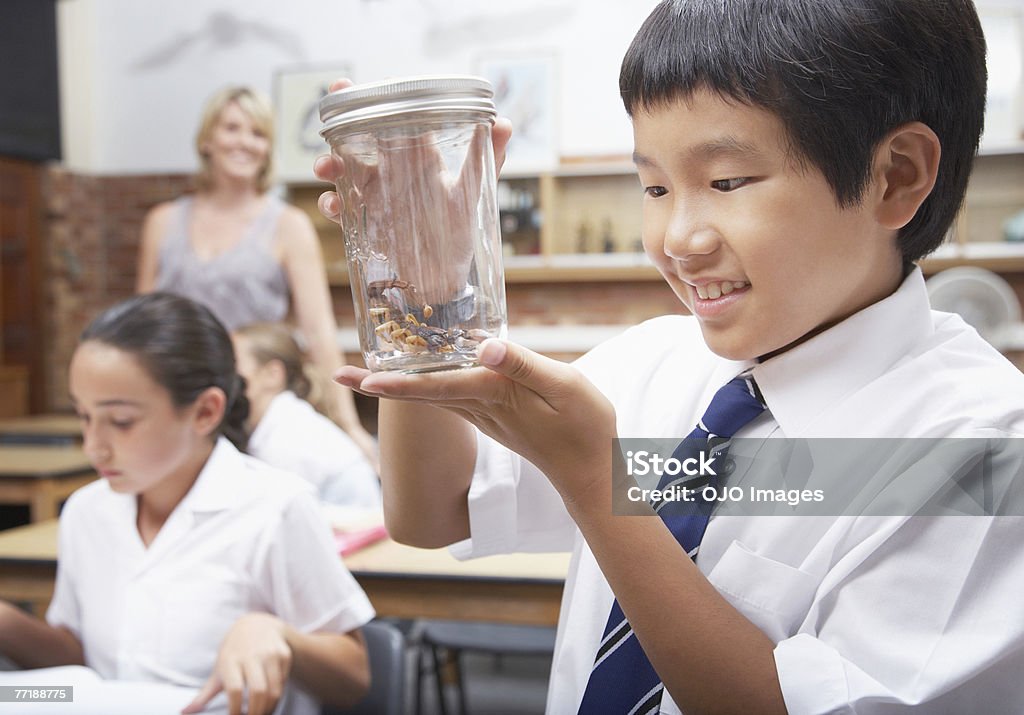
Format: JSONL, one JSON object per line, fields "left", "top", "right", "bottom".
{"left": 693, "top": 281, "right": 750, "bottom": 300}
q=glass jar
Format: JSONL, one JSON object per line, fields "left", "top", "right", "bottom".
{"left": 319, "top": 76, "right": 507, "bottom": 373}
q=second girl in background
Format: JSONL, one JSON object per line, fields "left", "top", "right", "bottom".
{"left": 233, "top": 322, "right": 381, "bottom": 509}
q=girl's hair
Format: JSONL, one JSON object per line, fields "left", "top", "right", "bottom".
{"left": 80, "top": 293, "right": 250, "bottom": 451}
{"left": 194, "top": 86, "right": 275, "bottom": 193}
{"left": 233, "top": 322, "right": 326, "bottom": 413}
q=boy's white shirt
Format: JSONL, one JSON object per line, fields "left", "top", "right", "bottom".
{"left": 248, "top": 390, "right": 381, "bottom": 509}
{"left": 451, "top": 268, "right": 1024, "bottom": 714}
{"left": 46, "top": 438, "right": 375, "bottom": 715}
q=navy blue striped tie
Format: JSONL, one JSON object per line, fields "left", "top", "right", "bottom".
{"left": 577, "top": 375, "right": 766, "bottom": 715}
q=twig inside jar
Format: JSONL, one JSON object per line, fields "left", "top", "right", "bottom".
{"left": 367, "top": 279, "right": 489, "bottom": 355}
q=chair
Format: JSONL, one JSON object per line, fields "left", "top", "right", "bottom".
{"left": 325, "top": 620, "right": 407, "bottom": 715}
{"left": 415, "top": 620, "right": 557, "bottom": 715}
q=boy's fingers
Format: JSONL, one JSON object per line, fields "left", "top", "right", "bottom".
{"left": 478, "top": 340, "right": 565, "bottom": 397}
{"left": 318, "top": 83, "right": 508, "bottom": 176}
{"left": 350, "top": 365, "right": 508, "bottom": 405}
{"left": 313, "top": 155, "right": 337, "bottom": 182}
{"left": 334, "top": 365, "right": 373, "bottom": 389}
{"left": 328, "top": 77, "right": 354, "bottom": 93}
{"left": 317, "top": 191, "right": 341, "bottom": 222}
{"left": 335, "top": 342, "right": 566, "bottom": 404}
{"left": 493, "top": 117, "right": 513, "bottom": 174}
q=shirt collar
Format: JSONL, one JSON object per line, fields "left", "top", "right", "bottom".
{"left": 177, "top": 436, "right": 249, "bottom": 513}
{"left": 749, "top": 267, "right": 933, "bottom": 436}
{"left": 247, "top": 390, "right": 297, "bottom": 451}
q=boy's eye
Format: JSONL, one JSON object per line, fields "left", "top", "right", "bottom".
{"left": 644, "top": 185, "right": 668, "bottom": 198}
{"left": 110, "top": 419, "right": 135, "bottom": 430}
{"left": 711, "top": 177, "right": 749, "bottom": 192}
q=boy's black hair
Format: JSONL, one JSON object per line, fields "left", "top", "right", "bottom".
{"left": 620, "top": 0, "right": 987, "bottom": 270}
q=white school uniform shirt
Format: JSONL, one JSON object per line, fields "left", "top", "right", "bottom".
{"left": 47, "top": 438, "right": 375, "bottom": 715}
{"left": 248, "top": 390, "right": 381, "bottom": 508}
{"left": 452, "top": 268, "right": 1024, "bottom": 714}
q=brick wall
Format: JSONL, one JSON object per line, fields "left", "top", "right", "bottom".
{"left": 43, "top": 168, "right": 193, "bottom": 409}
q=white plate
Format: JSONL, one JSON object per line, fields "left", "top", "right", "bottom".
{"left": 926, "top": 266, "right": 1022, "bottom": 341}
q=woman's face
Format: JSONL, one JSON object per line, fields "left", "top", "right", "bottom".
{"left": 202, "top": 100, "right": 271, "bottom": 187}
{"left": 69, "top": 340, "right": 212, "bottom": 496}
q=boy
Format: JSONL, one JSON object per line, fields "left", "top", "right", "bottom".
{"left": 322, "top": 0, "right": 1024, "bottom": 712}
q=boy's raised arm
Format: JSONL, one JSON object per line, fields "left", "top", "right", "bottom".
{"left": 342, "top": 339, "right": 789, "bottom": 713}
{"left": 376, "top": 398, "right": 476, "bottom": 547}
{"left": 315, "top": 86, "right": 511, "bottom": 547}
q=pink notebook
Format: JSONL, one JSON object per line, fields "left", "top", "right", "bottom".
{"left": 333, "top": 523, "right": 389, "bottom": 556}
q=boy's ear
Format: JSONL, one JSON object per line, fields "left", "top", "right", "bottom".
{"left": 872, "top": 121, "right": 941, "bottom": 231}
{"left": 191, "top": 386, "right": 227, "bottom": 438}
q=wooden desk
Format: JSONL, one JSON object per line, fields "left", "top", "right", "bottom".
{"left": 0, "top": 445, "right": 96, "bottom": 521}
{"left": 0, "top": 519, "right": 570, "bottom": 625}
{"left": 0, "top": 413, "right": 81, "bottom": 445}
{"left": 345, "top": 539, "right": 570, "bottom": 626}
{"left": 0, "top": 518, "right": 58, "bottom": 617}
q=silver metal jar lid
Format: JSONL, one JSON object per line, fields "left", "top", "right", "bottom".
{"left": 319, "top": 75, "right": 497, "bottom": 138}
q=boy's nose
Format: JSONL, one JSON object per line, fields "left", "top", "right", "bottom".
{"left": 663, "top": 207, "right": 720, "bottom": 260}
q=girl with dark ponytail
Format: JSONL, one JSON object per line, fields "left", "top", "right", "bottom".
{"left": 0, "top": 293, "right": 373, "bottom": 715}
{"left": 80, "top": 291, "right": 251, "bottom": 451}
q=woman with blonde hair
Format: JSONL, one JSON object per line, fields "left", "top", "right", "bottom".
{"left": 234, "top": 321, "right": 381, "bottom": 509}
{"left": 136, "top": 86, "right": 377, "bottom": 466}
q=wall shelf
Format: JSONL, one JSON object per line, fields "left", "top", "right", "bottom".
{"left": 326, "top": 253, "right": 661, "bottom": 286}
{"left": 979, "top": 143, "right": 1024, "bottom": 157}
{"left": 920, "top": 242, "right": 1024, "bottom": 274}
{"left": 291, "top": 150, "right": 1024, "bottom": 288}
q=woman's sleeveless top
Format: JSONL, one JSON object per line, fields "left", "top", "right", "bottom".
{"left": 155, "top": 195, "right": 290, "bottom": 331}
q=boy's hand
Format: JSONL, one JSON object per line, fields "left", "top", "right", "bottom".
{"left": 182, "top": 613, "right": 292, "bottom": 715}
{"left": 313, "top": 78, "right": 513, "bottom": 228}
{"left": 335, "top": 339, "right": 618, "bottom": 507}
{"left": 313, "top": 78, "right": 514, "bottom": 303}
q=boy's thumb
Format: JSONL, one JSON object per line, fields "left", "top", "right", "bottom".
{"left": 477, "top": 339, "right": 564, "bottom": 395}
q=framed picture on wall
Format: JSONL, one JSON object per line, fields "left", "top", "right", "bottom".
{"left": 273, "top": 65, "right": 352, "bottom": 183}
{"left": 477, "top": 53, "right": 559, "bottom": 175}
{"left": 978, "top": 6, "right": 1024, "bottom": 153}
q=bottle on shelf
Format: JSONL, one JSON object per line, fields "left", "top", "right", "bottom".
{"left": 575, "top": 221, "right": 592, "bottom": 253}
{"left": 601, "top": 219, "right": 616, "bottom": 253}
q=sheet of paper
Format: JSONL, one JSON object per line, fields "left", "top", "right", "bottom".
{"left": 0, "top": 666, "right": 214, "bottom": 715}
